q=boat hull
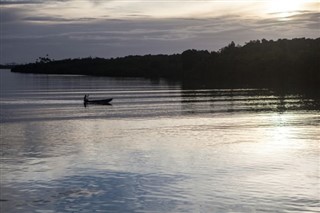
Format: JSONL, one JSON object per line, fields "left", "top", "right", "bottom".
{"left": 84, "top": 98, "right": 113, "bottom": 105}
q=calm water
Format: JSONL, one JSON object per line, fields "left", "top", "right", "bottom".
{"left": 0, "top": 70, "right": 319, "bottom": 213}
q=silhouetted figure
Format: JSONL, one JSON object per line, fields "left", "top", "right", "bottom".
{"left": 84, "top": 94, "right": 89, "bottom": 102}
{"left": 83, "top": 94, "right": 89, "bottom": 107}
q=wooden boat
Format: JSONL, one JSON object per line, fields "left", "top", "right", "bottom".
{"left": 84, "top": 95, "right": 112, "bottom": 105}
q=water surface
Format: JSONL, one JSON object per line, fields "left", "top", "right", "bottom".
{"left": 1, "top": 70, "right": 319, "bottom": 212}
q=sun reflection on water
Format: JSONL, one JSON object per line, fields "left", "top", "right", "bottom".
{"left": 244, "top": 113, "right": 310, "bottom": 161}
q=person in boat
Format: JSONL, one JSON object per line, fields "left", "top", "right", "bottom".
{"left": 84, "top": 94, "right": 89, "bottom": 102}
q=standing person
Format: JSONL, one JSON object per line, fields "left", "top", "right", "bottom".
{"left": 84, "top": 94, "right": 88, "bottom": 102}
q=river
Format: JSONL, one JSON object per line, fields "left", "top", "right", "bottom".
{"left": 0, "top": 69, "right": 319, "bottom": 212}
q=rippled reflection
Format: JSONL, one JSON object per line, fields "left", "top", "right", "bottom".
{"left": 0, "top": 70, "right": 319, "bottom": 212}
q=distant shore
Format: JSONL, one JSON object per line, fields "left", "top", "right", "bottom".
{"left": 0, "top": 65, "right": 16, "bottom": 69}
{"left": 11, "top": 38, "right": 320, "bottom": 89}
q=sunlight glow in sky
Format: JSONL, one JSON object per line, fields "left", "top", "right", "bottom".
{"left": 266, "top": 0, "right": 303, "bottom": 13}
{"left": 1, "top": 0, "right": 319, "bottom": 63}
{"left": 4, "top": 0, "right": 316, "bottom": 20}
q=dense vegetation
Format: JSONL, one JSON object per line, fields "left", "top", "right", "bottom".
{"left": 0, "top": 64, "right": 16, "bottom": 69}
{"left": 11, "top": 38, "right": 320, "bottom": 88}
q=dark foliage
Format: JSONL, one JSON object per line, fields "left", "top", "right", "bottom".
{"left": 11, "top": 38, "right": 320, "bottom": 89}
{"left": 0, "top": 64, "right": 16, "bottom": 69}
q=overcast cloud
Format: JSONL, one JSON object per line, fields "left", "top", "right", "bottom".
{"left": 1, "top": 0, "right": 319, "bottom": 63}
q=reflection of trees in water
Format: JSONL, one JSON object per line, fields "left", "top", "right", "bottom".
{"left": 272, "top": 88, "right": 320, "bottom": 112}
{"left": 180, "top": 89, "right": 243, "bottom": 115}
{"left": 179, "top": 86, "right": 320, "bottom": 115}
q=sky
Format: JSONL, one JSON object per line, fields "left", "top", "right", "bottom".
{"left": 0, "top": 0, "right": 319, "bottom": 64}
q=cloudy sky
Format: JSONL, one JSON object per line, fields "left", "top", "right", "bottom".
{"left": 1, "top": 0, "right": 319, "bottom": 63}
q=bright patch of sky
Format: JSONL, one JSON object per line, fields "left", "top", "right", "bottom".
{"left": 3, "top": 0, "right": 317, "bottom": 19}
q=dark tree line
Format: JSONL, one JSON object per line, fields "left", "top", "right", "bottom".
{"left": 0, "top": 64, "right": 17, "bottom": 69}
{"left": 11, "top": 38, "right": 320, "bottom": 88}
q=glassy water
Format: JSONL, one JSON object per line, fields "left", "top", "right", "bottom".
{"left": 0, "top": 70, "right": 319, "bottom": 213}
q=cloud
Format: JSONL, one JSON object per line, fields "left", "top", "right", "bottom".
{"left": 0, "top": 0, "right": 42, "bottom": 4}
{"left": 0, "top": 0, "right": 69, "bottom": 5}
{"left": 254, "top": 11, "right": 320, "bottom": 30}
{"left": 23, "top": 16, "right": 98, "bottom": 23}
{"left": 1, "top": 2, "right": 319, "bottom": 63}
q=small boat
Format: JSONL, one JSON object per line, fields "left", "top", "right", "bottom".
{"left": 84, "top": 95, "right": 112, "bottom": 105}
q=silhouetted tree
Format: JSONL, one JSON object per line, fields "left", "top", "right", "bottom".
{"left": 11, "top": 38, "right": 320, "bottom": 89}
